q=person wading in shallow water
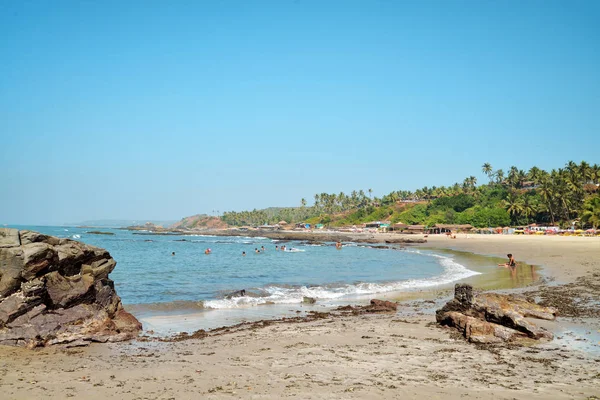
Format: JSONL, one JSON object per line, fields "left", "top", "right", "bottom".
{"left": 498, "top": 253, "right": 516, "bottom": 268}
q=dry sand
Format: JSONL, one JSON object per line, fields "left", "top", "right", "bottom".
{"left": 1, "top": 235, "right": 599, "bottom": 399}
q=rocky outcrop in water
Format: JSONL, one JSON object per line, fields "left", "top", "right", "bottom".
{"left": 436, "top": 284, "right": 556, "bottom": 344}
{"left": 0, "top": 228, "right": 141, "bottom": 348}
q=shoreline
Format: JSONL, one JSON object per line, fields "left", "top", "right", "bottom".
{"left": 1, "top": 234, "right": 599, "bottom": 398}
{"left": 124, "top": 244, "right": 539, "bottom": 336}
{"left": 128, "top": 227, "right": 429, "bottom": 244}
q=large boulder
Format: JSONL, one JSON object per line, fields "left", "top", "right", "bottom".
{"left": 0, "top": 228, "right": 21, "bottom": 248}
{"left": 0, "top": 229, "right": 141, "bottom": 348}
{"left": 436, "top": 284, "right": 556, "bottom": 344}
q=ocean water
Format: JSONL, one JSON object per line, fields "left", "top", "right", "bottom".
{"left": 12, "top": 226, "right": 480, "bottom": 330}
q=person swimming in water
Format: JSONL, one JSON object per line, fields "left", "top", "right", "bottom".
{"left": 242, "top": 251, "right": 246, "bottom": 256}
{"left": 255, "top": 248, "right": 260, "bottom": 254}
{"left": 205, "top": 248, "right": 212, "bottom": 255}
{"left": 261, "top": 245, "right": 265, "bottom": 252}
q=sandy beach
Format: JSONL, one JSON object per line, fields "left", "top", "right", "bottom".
{"left": 1, "top": 234, "right": 599, "bottom": 399}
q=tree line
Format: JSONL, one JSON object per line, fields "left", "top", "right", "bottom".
{"left": 219, "top": 161, "right": 600, "bottom": 229}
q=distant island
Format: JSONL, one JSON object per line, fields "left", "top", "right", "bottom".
{"left": 69, "top": 219, "right": 177, "bottom": 228}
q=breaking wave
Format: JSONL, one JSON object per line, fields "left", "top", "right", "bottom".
{"left": 201, "top": 251, "right": 479, "bottom": 309}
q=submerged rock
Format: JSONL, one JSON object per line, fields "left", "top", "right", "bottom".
{"left": 436, "top": 284, "right": 556, "bottom": 344}
{"left": 0, "top": 228, "right": 141, "bottom": 348}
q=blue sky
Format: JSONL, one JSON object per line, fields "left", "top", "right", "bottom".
{"left": 1, "top": 0, "right": 599, "bottom": 225}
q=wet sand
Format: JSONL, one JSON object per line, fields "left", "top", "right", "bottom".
{"left": 416, "top": 233, "right": 600, "bottom": 283}
{"left": 1, "top": 234, "right": 599, "bottom": 399}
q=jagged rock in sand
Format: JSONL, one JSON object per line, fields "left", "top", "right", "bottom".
{"left": 302, "top": 296, "right": 316, "bottom": 304}
{"left": 0, "top": 228, "right": 141, "bottom": 348}
{"left": 365, "top": 299, "right": 398, "bottom": 313}
{"left": 436, "top": 284, "right": 556, "bottom": 344}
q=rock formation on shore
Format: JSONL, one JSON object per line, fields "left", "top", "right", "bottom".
{"left": 0, "top": 228, "right": 141, "bottom": 348}
{"left": 436, "top": 284, "right": 556, "bottom": 344}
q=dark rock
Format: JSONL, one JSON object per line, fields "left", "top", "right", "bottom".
{"left": 0, "top": 247, "right": 25, "bottom": 298}
{"left": 113, "top": 308, "right": 143, "bottom": 333}
{"left": 0, "top": 228, "right": 141, "bottom": 347}
{"left": 225, "top": 289, "right": 247, "bottom": 299}
{"left": 0, "top": 292, "right": 43, "bottom": 326}
{"left": 21, "top": 243, "right": 57, "bottom": 280}
{"left": 439, "top": 311, "right": 524, "bottom": 343}
{"left": 454, "top": 283, "right": 473, "bottom": 305}
{"left": 365, "top": 299, "right": 398, "bottom": 313}
{"left": 19, "top": 230, "right": 59, "bottom": 246}
{"left": 7, "top": 304, "right": 46, "bottom": 327}
{"left": 46, "top": 271, "right": 95, "bottom": 308}
{"left": 94, "top": 281, "right": 120, "bottom": 317}
{"left": 20, "top": 278, "right": 46, "bottom": 297}
{"left": 437, "top": 284, "right": 556, "bottom": 344}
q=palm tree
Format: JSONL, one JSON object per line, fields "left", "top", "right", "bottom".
{"left": 521, "top": 196, "right": 537, "bottom": 222}
{"left": 566, "top": 160, "right": 578, "bottom": 175}
{"left": 591, "top": 164, "right": 600, "bottom": 184}
{"left": 581, "top": 196, "right": 600, "bottom": 229}
{"left": 507, "top": 166, "right": 519, "bottom": 188}
{"left": 579, "top": 161, "right": 591, "bottom": 182}
{"left": 528, "top": 166, "right": 542, "bottom": 185}
{"left": 495, "top": 169, "right": 505, "bottom": 184}
{"left": 368, "top": 188, "right": 373, "bottom": 199}
{"left": 468, "top": 176, "right": 477, "bottom": 188}
{"left": 301, "top": 198, "right": 307, "bottom": 208}
{"left": 538, "top": 176, "right": 556, "bottom": 225}
{"left": 482, "top": 163, "right": 493, "bottom": 183}
{"left": 503, "top": 191, "right": 524, "bottom": 221}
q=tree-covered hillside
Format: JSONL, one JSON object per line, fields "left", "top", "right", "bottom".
{"left": 217, "top": 161, "right": 599, "bottom": 229}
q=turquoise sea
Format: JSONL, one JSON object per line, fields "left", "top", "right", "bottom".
{"left": 12, "top": 226, "right": 481, "bottom": 332}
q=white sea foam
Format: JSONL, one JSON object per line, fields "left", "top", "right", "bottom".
{"left": 184, "top": 234, "right": 219, "bottom": 238}
{"left": 204, "top": 251, "right": 480, "bottom": 309}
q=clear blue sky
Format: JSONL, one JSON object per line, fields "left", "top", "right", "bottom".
{"left": 1, "top": 0, "right": 599, "bottom": 225}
